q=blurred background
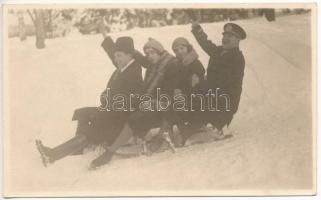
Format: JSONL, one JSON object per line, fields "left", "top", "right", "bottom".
{"left": 7, "top": 8, "right": 310, "bottom": 49}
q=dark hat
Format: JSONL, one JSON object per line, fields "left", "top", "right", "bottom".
{"left": 223, "top": 23, "right": 246, "bottom": 40}
{"left": 114, "top": 36, "right": 135, "bottom": 54}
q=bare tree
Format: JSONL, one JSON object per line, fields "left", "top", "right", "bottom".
{"left": 27, "top": 9, "right": 46, "bottom": 49}
{"left": 17, "top": 10, "right": 27, "bottom": 41}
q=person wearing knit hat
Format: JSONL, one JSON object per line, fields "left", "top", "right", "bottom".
{"left": 142, "top": 37, "right": 166, "bottom": 65}
{"left": 172, "top": 37, "right": 191, "bottom": 52}
{"left": 125, "top": 37, "right": 181, "bottom": 153}
{"left": 166, "top": 37, "right": 206, "bottom": 146}
{"left": 144, "top": 37, "right": 165, "bottom": 53}
{"left": 172, "top": 37, "right": 192, "bottom": 60}
{"left": 171, "top": 37, "right": 205, "bottom": 88}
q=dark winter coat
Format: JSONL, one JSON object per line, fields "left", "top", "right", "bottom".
{"left": 192, "top": 24, "right": 245, "bottom": 128}
{"left": 163, "top": 49, "right": 206, "bottom": 126}
{"left": 176, "top": 54, "right": 205, "bottom": 98}
{"left": 72, "top": 38, "right": 144, "bottom": 144}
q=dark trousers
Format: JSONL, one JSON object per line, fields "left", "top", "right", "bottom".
{"left": 73, "top": 107, "right": 129, "bottom": 145}
{"left": 128, "top": 111, "right": 162, "bottom": 139}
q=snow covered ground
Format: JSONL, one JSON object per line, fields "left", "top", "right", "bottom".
{"left": 4, "top": 13, "right": 314, "bottom": 196}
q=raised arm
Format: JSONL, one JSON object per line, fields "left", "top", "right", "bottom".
{"left": 191, "top": 21, "right": 219, "bottom": 56}
{"left": 101, "top": 36, "right": 117, "bottom": 67}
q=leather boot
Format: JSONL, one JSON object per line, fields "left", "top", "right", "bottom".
{"left": 89, "top": 149, "right": 114, "bottom": 170}
{"left": 36, "top": 134, "right": 89, "bottom": 167}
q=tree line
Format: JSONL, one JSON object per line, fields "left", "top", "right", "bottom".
{"left": 9, "top": 8, "right": 309, "bottom": 49}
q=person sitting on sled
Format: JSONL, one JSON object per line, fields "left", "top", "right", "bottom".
{"left": 35, "top": 36, "right": 144, "bottom": 168}
{"left": 164, "top": 37, "right": 206, "bottom": 145}
{"left": 179, "top": 21, "right": 246, "bottom": 145}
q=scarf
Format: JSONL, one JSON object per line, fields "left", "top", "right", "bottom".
{"left": 144, "top": 51, "right": 175, "bottom": 94}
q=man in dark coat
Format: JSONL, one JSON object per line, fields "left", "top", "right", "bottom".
{"left": 181, "top": 21, "right": 246, "bottom": 142}
{"left": 35, "top": 36, "right": 144, "bottom": 167}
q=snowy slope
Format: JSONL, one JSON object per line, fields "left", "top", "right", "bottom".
{"left": 4, "top": 13, "right": 314, "bottom": 196}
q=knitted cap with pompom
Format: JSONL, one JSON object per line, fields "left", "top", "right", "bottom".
{"left": 143, "top": 38, "right": 165, "bottom": 54}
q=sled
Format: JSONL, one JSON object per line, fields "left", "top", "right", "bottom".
{"left": 188, "top": 133, "right": 234, "bottom": 145}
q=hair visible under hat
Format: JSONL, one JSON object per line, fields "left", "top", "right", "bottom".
{"left": 172, "top": 37, "right": 192, "bottom": 52}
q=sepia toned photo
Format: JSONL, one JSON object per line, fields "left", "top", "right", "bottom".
{"left": 2, "top": 3, "right": 317, "bottom": 197}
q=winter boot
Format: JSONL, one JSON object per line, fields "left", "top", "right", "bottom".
{"left": 35, "top": 135, "right": 89, "bottom": 167}
{"left": 35, "top": 140, "right": 53, "bottom": 167}
{"left": 210, "top": 128, "right": 225, "bottom": 140}
{"left": 89, "top": 149, "right": 114, "bottom": 170}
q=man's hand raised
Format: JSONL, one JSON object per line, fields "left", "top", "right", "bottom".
{"left": 191, "top": 20, "right": 200, "bottom": 30}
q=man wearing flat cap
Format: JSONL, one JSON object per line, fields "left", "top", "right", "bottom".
{"left": 180, "top": 21, "right": 246, "bottom": 143}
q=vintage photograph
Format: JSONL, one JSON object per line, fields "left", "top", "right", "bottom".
{"left": 3, "top": 3, "right": 316, "bottom": 197}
